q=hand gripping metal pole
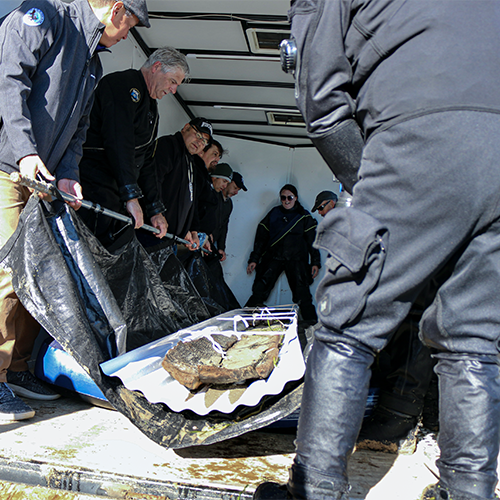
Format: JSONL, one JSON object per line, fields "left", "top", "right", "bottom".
{"left": 9, "top": 172, "right": 205, "bottom": 250}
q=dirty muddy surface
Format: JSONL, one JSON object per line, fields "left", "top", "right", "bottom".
{"left": 0, "top": 394, "right": 453, "bottom": 499}
{"left": 0, "top": 480, "right": 103, "bottom": 499}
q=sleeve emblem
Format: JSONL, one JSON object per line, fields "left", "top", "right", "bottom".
{"left": 23, "top": 8, "right": 44, "bottom": 26}
{"left": 130, "top": 88, "right": 141, "bottom": 103}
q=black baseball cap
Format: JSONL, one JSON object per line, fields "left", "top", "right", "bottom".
{"left": 122, "top": 0, "right": 150, "bottom": 28}
{"left": 211, "top": 163, "right": 233, "bottom": 182}
{"left": 312, "top": 190, "right": 338, "bottom": 211}
{"left": 232, "top": 172, "right": 247, "bottom": 191}
{"left": 190, "top": 117, "right": 213, "bottom": 140}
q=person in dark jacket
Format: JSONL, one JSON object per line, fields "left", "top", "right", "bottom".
{"left": 203, "top": 162, "right": 233, "bottom": 260}
{"left": 0, "top": 0, "right": 147, "bottom": 421}
{"left": 213, "top": 171, "right": 247, "bottom": 262}
{"left": 192, "top": 155, "right": 219, "bottom": 241}
{"left": 253, "top": 1, "right": 500, "bottom": 499}
{"left": 246, "top": 184, "right": 320, "bottom": 323}
{"left": 78, "top": 47, "right": 188, "bottom": 249}
{"left": 199, "top": 139, "right": 224, "bottom": 173}
{"left": 139, "top": 117, "right": 213, "bottom": 253}
{"left": 196, "top": 162, "right": 240, "bottom": 312}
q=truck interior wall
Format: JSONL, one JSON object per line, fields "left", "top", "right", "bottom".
{"left": 206, "top": 136, "right": 340, "bottom": 307}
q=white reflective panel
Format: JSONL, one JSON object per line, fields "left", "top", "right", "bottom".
{"left": 180, "top": 85, "right": 296, "bottom": 107}
{"left": 140, "top": 19, "right": 248, "bottom": 51}
{"left": 146, "top": 0, "right": 291, "bottom": 16}
{"left": 185, "top": 57, "right": 294, "bottom": 85}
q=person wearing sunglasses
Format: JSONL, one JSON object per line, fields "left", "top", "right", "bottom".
{"left": 311, "top": 190, "right": 338, "bottom": 218}
{"left": 255, "top": 0, "right": 500, "bottom": 498}
{"left": 245, "top": 184, "right": 320, "bottom": 323}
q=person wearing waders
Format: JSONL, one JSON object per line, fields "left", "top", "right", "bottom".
{"left": 254, "top": 0, "right": 500, "bottom": 498}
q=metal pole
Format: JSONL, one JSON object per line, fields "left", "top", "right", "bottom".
{"left": 9, "top": 172, "right": 212, "bottom": 252}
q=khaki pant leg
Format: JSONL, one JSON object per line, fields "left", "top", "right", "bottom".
{"left": 0, "top": 171, "right": 40, "bottom": 381}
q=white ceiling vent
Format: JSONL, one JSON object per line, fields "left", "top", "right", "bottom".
{"left": 267, "top": 111, "right": 305, "bottom": 127}
{"left": 246, "top": 28, "right": 291, "bottom": 54}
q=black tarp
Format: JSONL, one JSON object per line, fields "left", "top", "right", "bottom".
{"left": 0, "top": 197, "right": 302, "bottom": 449}
{"left": 179, "top": 250, "right": 240, "bottom": 315}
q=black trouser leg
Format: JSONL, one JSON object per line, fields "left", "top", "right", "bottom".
{"left": 375, "top": 313, "right": 435, "bottom": 417}
{"left": 284, "top": 261, "right": 317, "bottom": 323}
{"left": 246, "top": 259, "right": 284, "bottom": 307}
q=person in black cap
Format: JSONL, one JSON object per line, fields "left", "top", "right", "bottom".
{"left": 312, "top": 190, "right": 338, "bottom": 218}
{"left": 200, "top": 162, "right": 241, "bottom": 311}
{"left": 246, "top": 184, "right": 320, "bottom": 323}
{"left": 209, "top": 163, "right": 233, "bottom": 259}
{"left": 189, "top": 118, "right": 214, "bottom": 145}
{"left": 212, "top": 171, "right": 247, "bottom": 263}
{"left": 210, "top": 162, "right": 232, "bottom": 193}
{"left": 190, "top": 120, "right": 221, "bottom": 246}
{"left": 120, "top": 0, "right": 150, "bottom": 28}
{"left": 139, "top": 117, "right": 213, "bottom": 253}
{"left": 230, "top": 172, "right": 248, "bottom": 194}
{"left": 78, "top": 47, "right": 189, "bottom": 250}
{"left": 0, "top": 0, "right": 147, "bottom": 421}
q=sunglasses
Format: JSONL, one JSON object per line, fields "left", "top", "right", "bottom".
{"left": 191, "top": 126, "right": 209, "bottom": 146}
{"left": 317, "top": 201, "right": 331, "bottom": 211}
{"left": 281, "top": 195, "right": 295, "bottom": 201}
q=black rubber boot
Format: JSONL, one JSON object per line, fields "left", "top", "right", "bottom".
{"left": 253, "top": 482, "right": 291, "bottom": 499}
{"left": 289, "top": 337, "right": 374, "bottom": 499}
{"left": 435, "top": 353, "right": 500, "bottom": 499}
{"left": 253, "top": 479, "right": 350, "bottom": 500}
{"left": 356, "top": 406, "right": 420, "bottom": 454}
{"left": 421, "top": 482, "right": 500, "bottom": 500}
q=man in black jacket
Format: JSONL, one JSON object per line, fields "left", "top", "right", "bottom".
{"left": 78, "top": 47, "right": 188, "bottom": 249}
{"left": 213, "top": 171, "right": 247, "bottom": 262}
{"left": 140, "top": 118, "right": 213, "bottom": 252}
{"left": 199, "top": 139, "right": 224, "bottom": 173}
{"left": 207, "top": 162, "right": 233, "bottom": 250}
{"left": 256, "top": 1, "right": 500, "bottom": 499}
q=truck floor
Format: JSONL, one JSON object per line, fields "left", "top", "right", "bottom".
{"left": 0, "top": 395, "right": 444, "bottom": 499}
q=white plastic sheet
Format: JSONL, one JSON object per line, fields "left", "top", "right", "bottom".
{"left": 101, "top": 307, "right": 305, "bottom": 416}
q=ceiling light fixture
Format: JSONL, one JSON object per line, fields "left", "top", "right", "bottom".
{"left": 214, "top": 105, "right": 301, "bottom": 113}
{"left": 267, "top": 112, "right": 305, "bottom": 127}
{"left": 246, "top": 29, "right": 291, "bottom": 55}
{"left": 186, "top": 53, "right": 278, "bottom": 62}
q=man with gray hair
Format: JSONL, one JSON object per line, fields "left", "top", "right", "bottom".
{"left": 78, "top": 47, "right": 189, "bottom": 249}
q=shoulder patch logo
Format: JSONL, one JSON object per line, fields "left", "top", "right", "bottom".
{"left": 130, "top": 88, "right": 141, "bottom": 103}
{"left": 23, "top": 8, "right": 44, "bottom": 26}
